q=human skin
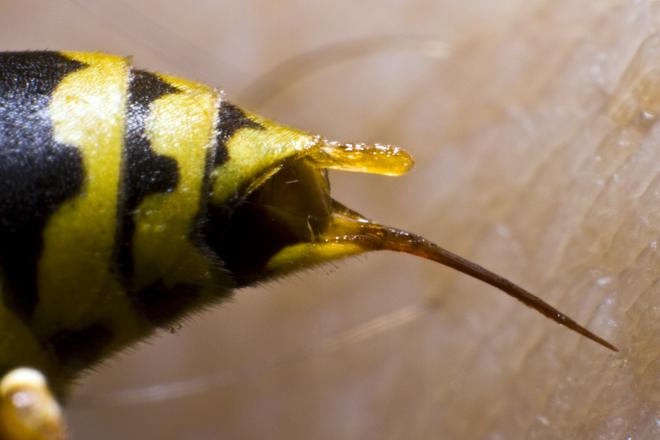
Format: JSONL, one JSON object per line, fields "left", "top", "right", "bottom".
{"left": 1, "top": 0, "right": 659, "bottom": 438}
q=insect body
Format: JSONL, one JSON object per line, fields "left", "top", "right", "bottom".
{"left": 0, "top": 51, "right": 616, "bottom": 439}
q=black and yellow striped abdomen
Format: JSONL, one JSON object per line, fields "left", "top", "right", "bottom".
{"left": 0, "top": 52, "right": 616, "bottom": 426}
{"left": 0, "top": 51, "right": 261, "bottom": 394}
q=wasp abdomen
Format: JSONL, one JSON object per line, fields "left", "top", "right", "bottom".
{"left": 0, "top": 52, "right": 86, "bottom": 322}
{"left": 0, "top": 50, "right": 616, "bottom": 405}
{"left": 0, "top": 51, "right": 257, "bottom": 391}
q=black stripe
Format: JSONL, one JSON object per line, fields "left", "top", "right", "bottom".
{"left": 188, "top": 99, "right": 249, "bottom": 269}
{"left": 189, "top": 106, "right": 222, "bottom": 268}
{"left": 198, "top": 101, "right": 266, "bottom": 288}
{"left": 45, "top": 323, "right": 114, "bottom": 373}
{"left": 116, "top": 70, "right": 179, "bottom": 281}
{"left": 0, "top": 51, "right": 86, "bottom": 319}
{"left": 129, "top": 280, "right": 202, "bottom": 326}
{"left": 214, "top": 101, "right": 263, "bottom": 167}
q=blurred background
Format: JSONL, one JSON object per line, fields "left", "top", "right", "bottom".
{"left": 1, "top": 0, "right": 659, "bottom": 438}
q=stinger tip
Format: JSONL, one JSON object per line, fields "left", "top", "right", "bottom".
{"left": 321, "top": 207, "right": 619, "bottom": 352}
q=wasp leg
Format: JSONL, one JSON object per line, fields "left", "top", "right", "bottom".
{"left": 0, "top": 368, "right": 66, "bottom": 440}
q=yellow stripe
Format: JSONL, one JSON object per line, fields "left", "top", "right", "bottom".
{"left": 132, "top": 74, "right": 221, "bottom": 290}
{"left": 211, "top": 112, "right": 318, "bottom": 203}
{"left": 35, "top": 52, "right": 135, "bottom": 334}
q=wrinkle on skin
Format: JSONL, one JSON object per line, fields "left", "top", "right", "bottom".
{"left": 2, "top": 0, "right": 659, "bottom": 438}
